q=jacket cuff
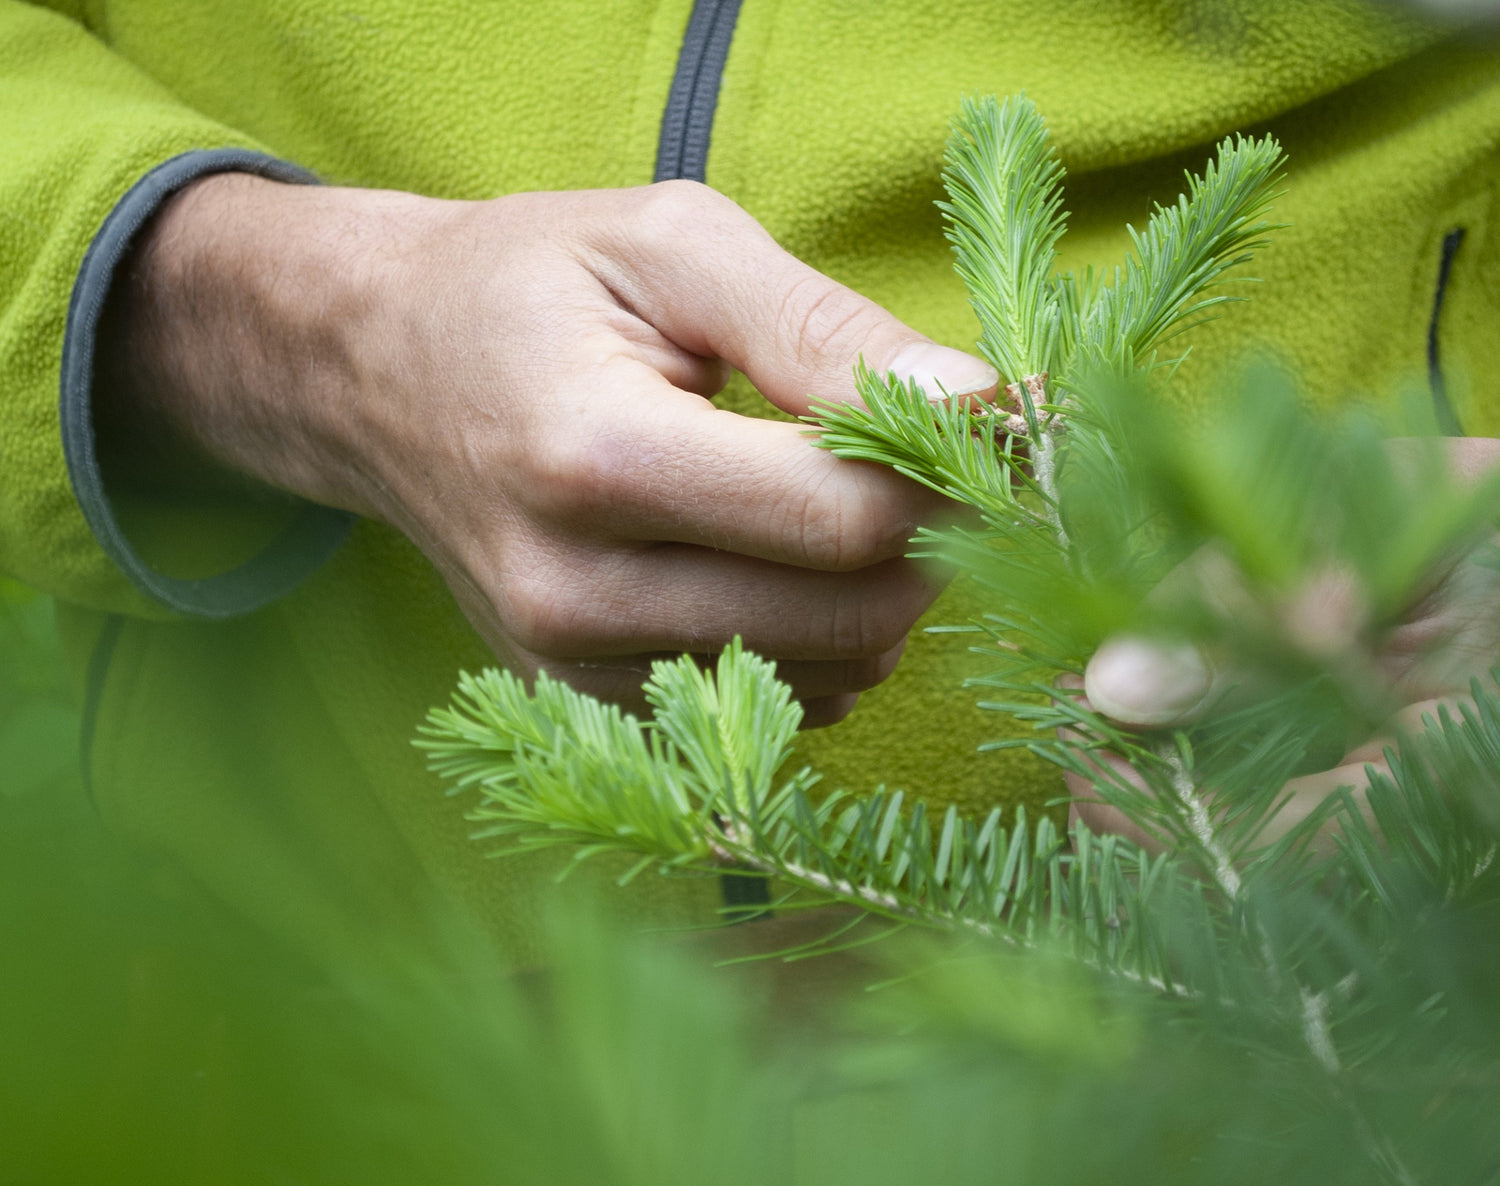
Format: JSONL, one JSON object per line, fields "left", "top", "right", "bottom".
{"left": 60, "top": 148, "right": 356, "bottom": 619}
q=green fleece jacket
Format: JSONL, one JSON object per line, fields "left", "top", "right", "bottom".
{"left": 2, "top": 0, "right": 1498, "bottom": 966}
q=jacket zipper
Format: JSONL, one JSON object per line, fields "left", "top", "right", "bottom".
{"left": 654, "top": 0, "right": 745, "bottom": 182}
{"left": 1429, "top": 227, "right": 1466, "bottom": 436}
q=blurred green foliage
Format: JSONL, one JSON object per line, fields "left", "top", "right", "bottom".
{"left": 3, "top": 564, "right": 1497, "bottom": 1182}
{"left": 0, "top": 578, "right": 79, "bottom": 802}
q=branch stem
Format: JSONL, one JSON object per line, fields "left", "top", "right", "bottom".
{"left": 706, "top": 824, "right": 1187, "bottom": 996}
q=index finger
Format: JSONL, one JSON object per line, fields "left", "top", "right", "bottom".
{"left": 580, "top": 181, "right": 998, "bottom": 416}
{"left": 538, "top": 360, "right": 954, "bottom": 570}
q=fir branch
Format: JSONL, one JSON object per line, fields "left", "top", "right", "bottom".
{"left": 416, "top": 92, "right": 1500, "bottom": 1178}
{"left": 644, "top": 637, "right": 803, "bottom": 813}
{"left": 418, "top": 666, "right": 718, "bottom": 872}
{"left": 1074, "top": 134, "right": 1286, "bottom": 376}
{"left": 939, "top": 93, "right": 1068, "bottom": 391}
{"left": 808, "top": 361, "right": 1039, "bottom": 519}
{"left": 421, "top": 641, "right": 1200, "bottom": 990}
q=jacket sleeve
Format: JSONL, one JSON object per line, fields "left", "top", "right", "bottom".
{"left": 1, "top": 1, "right": 353, "bottom": 620}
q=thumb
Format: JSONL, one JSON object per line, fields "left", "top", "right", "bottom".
{"left": 1083, "top": 635, "right": 1217, "bottom": 730}
{"left": 594, "top": 180, "right": 998, "bottom": 413}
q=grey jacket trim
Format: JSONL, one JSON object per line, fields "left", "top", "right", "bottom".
{"left": 60, "top": 149, "right": 355, "bottom": 618}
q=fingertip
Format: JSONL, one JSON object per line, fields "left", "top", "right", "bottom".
{"left": 886, "top": 342, "right": 1000, "bottom": 404}
{"left": 1084, "top": 635, "right": 1214, "bottom": 729}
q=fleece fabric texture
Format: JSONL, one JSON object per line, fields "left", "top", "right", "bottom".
{"left": 3, "top": 0, "right": 1498, "bottom": 965}
{"left": 60, "top": 148, "right": 357, "bottom": 617}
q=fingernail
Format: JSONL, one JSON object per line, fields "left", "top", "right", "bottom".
{"left": 887, "top": 343, "right": 999, "bottom": 401}
{"left": 1084, "top": 636, "right": 1214, "bottom": 727}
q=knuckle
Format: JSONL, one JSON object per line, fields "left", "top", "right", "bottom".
{"left": 840, "top": 511, "right": 909, "bottom": 570}
{"left": 831, "top": 651, "right": 903, "bottom": 695}
{"left": 529, "top": 424, "right": 634, "bottom": 521}
{"left": 779, "top": 274, "right": 881, "bottom": 376}
{"left": 823, "top": 578, "right": 919, "bottom": 660}
{"left": 867, "top": 641, "right": 907, "bottom": 687}
{"left": 500, "top": 571, "right": 574, "bottom": 656}
{"left": 790, "top": 465, "right": 912, "bottom": 571}
{"left": 498, "top": 558, "right": 609, "bottom": 657}
{"left": 789, "top": 466, "right": 850, "bottom": 570}
{"left": 631, "top": 179, "right": 737, "bottom": 248}
{"left": 499, "top": 545, "right": 644, "bottom": 657}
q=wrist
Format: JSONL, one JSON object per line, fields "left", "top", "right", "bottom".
{"left": 95, "top": 171, "right": 436, "bottom": 521}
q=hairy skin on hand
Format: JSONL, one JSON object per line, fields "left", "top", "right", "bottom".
{"left": 96, "top": 174, "right": 999, "bottom": 723}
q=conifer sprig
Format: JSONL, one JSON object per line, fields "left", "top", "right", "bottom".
{"left": 939, "top": 94, "right": 1067, "bottom": 396}
{"left": 808, "top": 362, "right": 1035, "bottom": 519}
{"left": 1077, "top": 134, "right": 1286, "bottom": 375}
{"left": 422, "top": 641, "right": 1202, "bottom": 989}
{"left": 420, "top": 666, "right": 719, "bottom": 872}
{"left": 420, "top": 97, "right": 1336, "bottom": 986}
{"left": 419, "top": 95, "right": 1500, "bottom": 1178}
{"left": 814, "top": 97, "right": 1285, "bottom": 579}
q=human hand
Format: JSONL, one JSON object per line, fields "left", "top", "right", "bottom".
{"left": 1065, "top": 437, "right": 1500, "bottom": 848}
{"left": 99, "top": 174, "right": 997, "bottom": 723}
